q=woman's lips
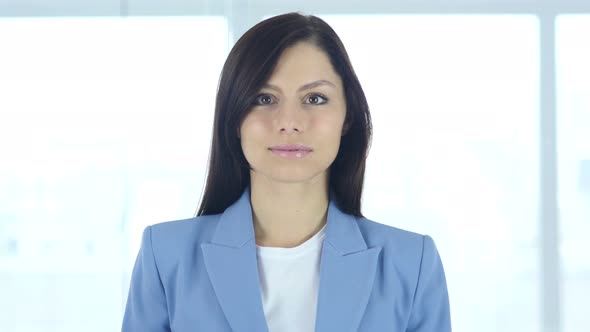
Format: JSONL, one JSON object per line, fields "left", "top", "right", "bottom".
{"left": 269, "top": 144, "right": 312, "bottom": 158}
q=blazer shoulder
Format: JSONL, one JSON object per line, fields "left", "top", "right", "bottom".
{"left": 357, "top": 216, "right": 426, "bottom": 251}
{"left": 356, "top": 217, "right": 442, "bottom": 280}
{"left": 147, "top": 213, "right": 221, "bottom": 255}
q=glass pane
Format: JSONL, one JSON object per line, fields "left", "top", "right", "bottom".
{"left": 322, "top": 15, "right": 540, "bottom": 332}
{"left": 556, "top": 14, "right": 590, "bottom": 332}
{"left": 0, "top": 16, "right": 227, "bottom": 332}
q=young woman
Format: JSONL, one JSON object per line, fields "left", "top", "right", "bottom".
{"left": 122, "top": 12, "right": 451, "bottom": 332}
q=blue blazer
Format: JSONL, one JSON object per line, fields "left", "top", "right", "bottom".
{"left": 122, "top": 188, "right": 451, "bottom": 332}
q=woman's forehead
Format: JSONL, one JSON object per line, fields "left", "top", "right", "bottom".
{"left": 264, "top": 42, "right": 342, "bottom": 88}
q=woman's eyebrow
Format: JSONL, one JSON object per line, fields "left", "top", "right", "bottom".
{"left": 298, "top": 80, "right": 336, "bottom": 92}
{"left": 261, "top": 80, "right": 336, "bottom": 93}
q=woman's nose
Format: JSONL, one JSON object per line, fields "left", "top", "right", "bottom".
{"left": 276, "top": 102, "right": 304, "bottom": 134}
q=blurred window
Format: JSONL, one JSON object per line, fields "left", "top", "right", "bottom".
{"left": 0, "top": 16, "right": 228, "bottom": 332}
{"left": 556, "top": 14, "right": 590, "bottom": 332}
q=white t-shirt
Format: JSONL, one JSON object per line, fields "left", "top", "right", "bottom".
{"left": 256, "top": 223, "right": 327, "bottom": 332}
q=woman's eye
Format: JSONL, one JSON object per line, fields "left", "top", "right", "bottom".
{"left": 305, "top": 94, "right": 328, "bottom": 105}
{"left": 254, "top": 94, "right": 274, "bottom": 105}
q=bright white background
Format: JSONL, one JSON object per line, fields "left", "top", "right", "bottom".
{"left": 0, "top": 1, "right": 588, "bottom": 331}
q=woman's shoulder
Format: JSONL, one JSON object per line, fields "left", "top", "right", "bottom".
{"left": 355, "top": 216, "right": 441, "bottom": 269}
{"left": 147, "top": 213, "right": 222, "bottom": 250}
{"left": 356, "top": 216, "right": 426, "bottom": 248}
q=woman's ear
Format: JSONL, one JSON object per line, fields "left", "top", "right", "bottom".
{"left": 341, "top": 118, "right": 352, "bottom": 136}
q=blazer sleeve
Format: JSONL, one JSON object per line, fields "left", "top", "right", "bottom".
{"left": 406, "top": 235, "right": 452, "bottom": 332}
{"left": 122, "top": 226, "right": 171, "bottom": 332}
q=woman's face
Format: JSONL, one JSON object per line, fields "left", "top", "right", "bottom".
{"left": 239, "top": 41, "right": 347, "bottom": 185}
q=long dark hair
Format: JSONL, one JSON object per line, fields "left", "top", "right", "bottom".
{"left": 196, "top": 12, "right": 372, "bottom": 217}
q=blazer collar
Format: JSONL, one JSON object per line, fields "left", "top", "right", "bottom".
{"left": 201, "top": 187, "right": 382, "bottom": 332}
{"left": 210, "top": 187, "right": 369, "bottom": 255}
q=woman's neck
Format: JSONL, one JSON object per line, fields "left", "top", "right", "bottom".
{"left": 249, "top": 173, "right": 329, "bottom": 248}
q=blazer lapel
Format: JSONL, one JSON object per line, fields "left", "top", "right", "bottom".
{"left": 314, "top": 200, "right": 382, "bottom": 332}
{"left": 201, "top": 188, "right": 382, "bottom": 332}
{"left": 201, "top": 189, "right": 270, "bottom": 332}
